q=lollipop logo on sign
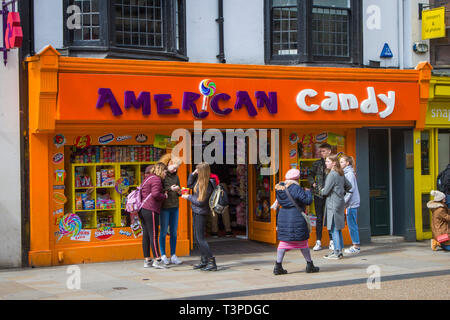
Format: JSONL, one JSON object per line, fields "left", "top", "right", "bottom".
{"left": 58, "top": 213, "right": 82, "bottom": 241}
{"left": 199, "top": 79, "right": 217, "bottom": 111}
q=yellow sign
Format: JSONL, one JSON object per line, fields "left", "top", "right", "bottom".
{"left": 422, "top": 7, "right": 446, "bottom": 40}
{"left": 426, "top": 105, "right": 450, "bottom": 126}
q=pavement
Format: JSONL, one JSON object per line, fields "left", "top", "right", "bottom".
{"left": 0, "top": 238, "right": 449, "bottom": 301}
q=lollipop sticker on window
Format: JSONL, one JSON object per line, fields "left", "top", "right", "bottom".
{"left": 199, "top": 79, "right": 217, "bottom": 111}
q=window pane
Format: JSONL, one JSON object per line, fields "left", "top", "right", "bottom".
{"left": 272, "top": 6, "right": 298, "bottom": 56}
{"left": 113, "top": 0, "right": 163, "bottom": 48}
{"left": 437, "top": 129, "right": 450, "bottom": 174}
{"left": 313, "top": 0, "right": 350, "bottom": 8}
{"left": 312, "top": 7, "right": 349, "bottom": 57}
{"left": 273, "top": 0, "right": 297, "bottom": 6}
{"left": 421, "top": 193, "right": 431, "bottom": 232}
{"left": 70, "top": 0, "right": 100, "bottom": 42}
{"left": 421, "top": 131, "right": 430, "bottom": 175}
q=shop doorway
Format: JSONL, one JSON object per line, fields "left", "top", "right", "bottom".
{"left": 188, "top": 129, "right": 278, "bottom": 245}
{"left": 368, "top": 129, "right": 391, "bottom": 236}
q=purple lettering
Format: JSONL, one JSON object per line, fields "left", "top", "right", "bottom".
{"left": 182, "top": 92, "right": 208, "bottom": 119}
{"left": 124, "top": 91, "right": 151, "bottom": 116}
{"left": 235, "top": 91, "right": 257, "bottom": 117}
{"left": 154, "top": 94, "right": 179, "bottom": 115}
{"left": 255, "top": 91, "right": 278, "bottom": 114}
{"left": 210, "top": 93, "right": 232, "bottom": 116}
{"left": 96, "top": 88, "right": 123, "bottom": 116}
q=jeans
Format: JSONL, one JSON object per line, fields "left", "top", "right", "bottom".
{"left": 159, "top": 207, "right": 179, "bottom": 256}
{"left": 193, "top": 213, "right": 213, "bottom": 258}
{"left": 446, "top": 195, "right": 450, "bottom": 207}
{"left": 346, "top": 207, "right": 360, "bottom": 245}
{"left": 330, "top": 221, "right": 344, "bottom": 254}
{"left": 442, "top": 244, "right": 450, "bottom": 251}
{"left": 314, "top": 196, "right": 332, "bottom": 242}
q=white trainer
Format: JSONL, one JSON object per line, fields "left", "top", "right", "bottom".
{"left": 161, "top": 255, "right": 170, "bottom": 265}
{"left": 313, "top": 240, "right": 322, "bottom": 251}
{"left": 144, "top": 260, "right": 152, "bottom": 268}
{"left": 152, "top": 259, "right": 167, "bottom": 269}
{"left": 329, "top": 240, "right": 334, "bottom": 251}
{"left": 170, "top": 255, "right": 183, "bottom": 265}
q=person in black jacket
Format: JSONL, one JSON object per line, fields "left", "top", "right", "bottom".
{"left": 181, "top": 162, "right": 218, "bottom": 271}
{"left": 307, "top": 143, "right": 334, "bottom": 251}
{"left": 273, "top": 168, "right": 319, "bottom": 275}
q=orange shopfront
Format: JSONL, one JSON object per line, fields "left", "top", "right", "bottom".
{"left": 27, "top": 46, "right": 431, "bottom": 267}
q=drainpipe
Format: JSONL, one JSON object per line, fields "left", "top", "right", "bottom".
{"left": 398, "top": 0, "right": 404, "bottom": 69}
{"left": 216, "top": 0, "right": 226, "bottom": 63}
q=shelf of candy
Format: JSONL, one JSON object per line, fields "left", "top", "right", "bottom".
{"left": 96, "top": 168, "right": 115, "bottom": 187}
{"left": 74, "top": 167, "right": 94, "bottom": 188}
{"left": 97, "top": 214, "right": 115, "bottom": 228}
{"left": 299, "top": 166, "right": 311, "bottom": 180}
{"left": 120, "top": 168, "right": 137, "bottom": 186}
{"left": 79, "top": 213, "right": 94, "bottom": 229}
{"left": 75, "top": 191, "right": 95, "bottom": 211}
{"left": 71, "top": 145, "right": 165, "bottom": 164}
{"left": 96, "top": 191, "right": 116, "bottom": 210}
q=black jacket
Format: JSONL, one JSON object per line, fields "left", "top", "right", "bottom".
{"left": 187, "top": 173, "right": 217, "bottom": 216}
{"left": 161, "top": 171, "right": 181, "bottom": 209}
{"left": 307, "top": 158, "right": 326, "bottom": 198}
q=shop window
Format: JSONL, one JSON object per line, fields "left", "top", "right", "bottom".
{"left": 420, "top": 131, "right": 430, "bottom": 175}
{"left": 429, "top": 0, "right": 450, "bottom": 69}
{"left": 64, "top": 0, "right": 187, "bottom": 61}
{"left": 421, "top": 193, "right": 431, "bottom": 233}
{"left": 265, "top": 0, "right": 361, "bottom": 65}
{"left": 437, "top": 129, "right": 450, "bottom": 174}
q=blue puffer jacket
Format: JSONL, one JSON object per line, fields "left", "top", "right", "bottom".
{"left": 276, "top": 181, "right": 312, "bottom": 242}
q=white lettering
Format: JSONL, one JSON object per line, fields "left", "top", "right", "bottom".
{"left": 321, "top": 92, "right": 338, "bottom": 111}
{"left": 296, "top": 89, "right": 320, "bottom": 112}
{"left": 339, "top": 93, "right": 359, "bottom": 111}
{"left": 377, "top": 91, "right": 395, "bottom": 119}
{"left": 66, "top": 5, "right": 81, "bottom": 30}
{"left": 360, "top": 87, "right": 379, "bottom": 114}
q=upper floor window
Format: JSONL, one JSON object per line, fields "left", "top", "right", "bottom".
{"left": 64, "top": 0, "right": 187, "bottom": 61}
{"left": 428, "top": 0, "right": 450, "bottom": 69}
{"left": 265, "top": 0, "right": 361, "bottom": 65}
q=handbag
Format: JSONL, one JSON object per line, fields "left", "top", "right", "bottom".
{"left": 436, "top": 233, "right": 450, "bottom": 243}
{"left": 285, "top": 186, "right": 312, "bottom": 233}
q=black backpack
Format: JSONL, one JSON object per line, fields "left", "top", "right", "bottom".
{"left": 209, "top": 183, "right": 229, "bottom": 215}
{"left": 437, "top": 165, "right": 450, "bottom": 194}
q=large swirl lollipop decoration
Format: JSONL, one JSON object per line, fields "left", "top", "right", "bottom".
{"left": 199, "top": 79, "right": 216, "bottom": 111}
{"left": 58, "top": 213, "right": 82, "bottom": 240}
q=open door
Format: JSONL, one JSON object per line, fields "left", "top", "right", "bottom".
{"left": 248, "top": 130, "right": 279, "bottom": 244}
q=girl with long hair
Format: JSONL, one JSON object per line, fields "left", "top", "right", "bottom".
{"left": 158, "top": 154, "right": 184, "bottom": 265}
{"left": 140, "top": 162, "right": 168, "bottom": 269}
{"left": 181, "top": 162, "right": 218, "bottom": 271}
{"left": 339, "top": 154, "right": 361, "bottom": 254}
{"left": 320, "top": 155, "right": 352, "bottom": 260}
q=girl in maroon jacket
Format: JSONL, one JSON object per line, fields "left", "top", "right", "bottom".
{"left": 140, "top": 163, "right": 168, "bottom": 269}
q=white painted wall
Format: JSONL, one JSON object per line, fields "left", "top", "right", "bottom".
{"left": 403, "top": 0, "right": 430, "bottom": 69}
{"left": 363, "top": 0, "right": 400, "bottom": 68}
{"left": 0, "top": 13, "right": 22, "bottom": 268}
{"left": 187, "top": 0, "right": 264, "bottom": 65}
{"left": 34, "top": 0, "right": 64, "bottom": 52}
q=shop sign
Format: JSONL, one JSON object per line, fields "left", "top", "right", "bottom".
{"left": 296, "top": 87, "right": 396, "bottom": 119}
{"left": 96, "top": 88, "right": 278, "bottom": 119}
{"left": 4, "top": 12, "right": 23, "bottom": 49}
{"left": 53, "top": 134, "right": 66, "bottom": 148}
{"left": 426, "top": 105, "right": 450, "bottom": 125}
{"left": 52, "top": 152, "right": 64, "bottom": 165}
{"left": 117, "top": 135, "right": 132, "bottom": 142}
{"left": 422, "top": 7, "right": 446, "bottom": 40}
{"left": 95, "top": 226, "right": 115, "bottom": 241}
{"left": 135, "top": 134, "right": 148, "bottom": 143}
{"left": 53, "top": 192, "right": 68, "bottom": 204}
{"left": 74, "top": 135, "right": 92, "bottom": 149}
{"left": 70, "top": 229, "right": 91, "bottom": 242}
{"left": 98, "top": 133, "right": 115, "bottom": 145}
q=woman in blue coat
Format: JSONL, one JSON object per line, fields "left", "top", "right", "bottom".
{"left": 273, "top": 169, "right": 320, "bottom": 275}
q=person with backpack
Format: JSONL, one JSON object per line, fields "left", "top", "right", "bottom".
{"left": 139, "top": 163, "right": 168, "bottom": 269}
{"left": 437, "top": 164, "right": 450, "bottom": 207}
{"left": 273, "top": 168, "right": 319, "bottom": 275}
{"left": 158, "top": 154, "right": 183, "bottom": 266}
{"left": 181, "top": 162, "right": 218, "bottom": 271}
